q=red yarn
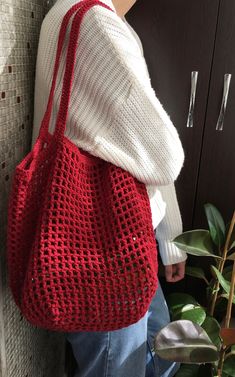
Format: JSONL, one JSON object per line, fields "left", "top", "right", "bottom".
{"left": 6, "top": 0, "right": 158, "bottom": 332}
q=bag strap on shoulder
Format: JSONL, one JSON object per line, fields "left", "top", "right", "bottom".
{"left": 39, "top": 0, "right": 114, "bottom": 141}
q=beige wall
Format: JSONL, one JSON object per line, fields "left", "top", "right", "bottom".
{"left": 0, "top": 1, "right": 65, "bottom": 376}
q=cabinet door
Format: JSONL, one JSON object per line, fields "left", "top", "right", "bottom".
{"left": 126, "top": 0, "right": 220, "bottom": 230}
{"left": 193, "top": 0, "right": 235, "bottom": 228}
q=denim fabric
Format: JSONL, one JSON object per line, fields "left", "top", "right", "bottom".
{"left": 66, "top": 282, "right": 180, "bottom": 377}
{"left": 145, "top": 284, "right": 180, "bottom": 377}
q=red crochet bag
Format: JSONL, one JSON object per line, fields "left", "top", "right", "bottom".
{"left": 7, "top": 0, "right": 158, "bottom": 332}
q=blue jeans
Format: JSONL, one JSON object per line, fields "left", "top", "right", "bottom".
{"left": 66, "top": 282, "right": 179, "bottom": 377}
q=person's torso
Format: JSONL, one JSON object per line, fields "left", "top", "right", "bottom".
{"left": 32, "top": 0, "right": 167, "bottom": 228}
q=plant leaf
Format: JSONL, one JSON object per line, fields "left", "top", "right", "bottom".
{"left": 185, "top": 266, "right": 209, "bottom": 284}
{"left": 154, "top": 320, "right": 219, "bottom": 364}
{"left": 172, "top": 230, "right": 220, "bottom": 258}
{"left": 229, "top": 241, "right": 235, "bottom": 252}
{"left": 211, "top": 266, "right": 235, "bottom": 304}
{"left": 227, "top": 252, "right": 235, "bottom": 261}
{"left": 220, "top": 328, "right": 235, "bottom": 347}
{"left": 167, "top": 293, "right": 199, "bottom": 319}
{"left": 168, "top": 293, "right": 199, "bottom": 312}
{"left": 168, "top": 294, "right": 206, "bottom": 327}
{"left": 204, "top": 203, "right": 225, "bottom": 249}
{"left": 175, "top": 364, "right": 200, "bottom": 377}
{"left": 201, "top": 316, "right": 221, "bottom": 348}
{"left": 173, "top": 304, "right": 206, "bottom": 326}
{"left": 223, "top": 352, "right": 235, "bottom": 376}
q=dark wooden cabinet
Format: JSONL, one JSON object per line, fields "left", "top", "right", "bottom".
{"left": 193, "top": 0, "right": 235, "bottom": 228}
{"left": 127, "top": 0, "right": 234, "bottom": 230}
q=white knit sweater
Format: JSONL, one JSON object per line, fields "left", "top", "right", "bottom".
{"left": 32, "top": 0, "right": 187, "bottom": 266}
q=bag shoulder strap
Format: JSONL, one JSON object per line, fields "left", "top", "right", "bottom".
{"left": 39, "top": 0, "right": 114, "bottom": 141}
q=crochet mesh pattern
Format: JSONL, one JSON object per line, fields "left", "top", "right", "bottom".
{"left": 7, "top": 0, "right": 158, "bottom": 332}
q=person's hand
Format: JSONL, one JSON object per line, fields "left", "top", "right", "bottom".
{"left": 164, "top": 261, "right": 186, "bottom": 283}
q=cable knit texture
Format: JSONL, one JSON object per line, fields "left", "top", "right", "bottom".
{"left": 32, "top": 0, "right": 187, "bottom": 265}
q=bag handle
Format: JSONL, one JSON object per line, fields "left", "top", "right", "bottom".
{"left": 54, "top": 0, "right": 114, "bottom": 141}
{"left": 39, "top": 2, "right": 83, "bottom": 139}
{"left": 39, "top": 0, "right": 114, "bottom": 141}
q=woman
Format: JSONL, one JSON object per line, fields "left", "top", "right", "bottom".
{"left": 32, "top": 0, "right": 187, "bottom": 376}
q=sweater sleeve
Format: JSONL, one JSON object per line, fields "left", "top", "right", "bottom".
{"left": 154, "top": 183, "right": 187, "bottom": 265}
{"left": 73, "top": 6, "right": 185, "bottom": 186}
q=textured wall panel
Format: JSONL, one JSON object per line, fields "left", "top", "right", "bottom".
{"left": 0, "top": 1, "right": 66, "bottom": 376}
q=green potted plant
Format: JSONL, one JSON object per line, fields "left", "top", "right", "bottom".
{"left": 154, "top": 204, "right": 235, "bottom": 377}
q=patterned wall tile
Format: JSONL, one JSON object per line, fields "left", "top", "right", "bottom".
{"left": 0, "top": 1, "right": 66, "bottom": 376}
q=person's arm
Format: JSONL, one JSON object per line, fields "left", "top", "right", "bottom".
{"left": 154, "top": 183, "right": 187, "bottom": 281}
{"left": 70, "top": 6, "right": 185, "bottom": 186}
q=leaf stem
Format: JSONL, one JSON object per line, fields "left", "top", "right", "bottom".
{"left": 224, "top": 259, "right": 235, "bottom": 328}
{"left": 217, "top": 346, "right": 226, "bottom": 377}
{"left": 209, "top": 211, "right": 235, "bottom": 316}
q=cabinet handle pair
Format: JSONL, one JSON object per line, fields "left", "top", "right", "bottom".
{"left": 186, "top": 71, "right": 232, "bottom": 131}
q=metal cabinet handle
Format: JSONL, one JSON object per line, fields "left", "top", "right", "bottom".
{"left": 216, "top": 73, "right": 232, "bottom": 131}
{"left": 187, "top": 71, "right": 198, "bottom": 128}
